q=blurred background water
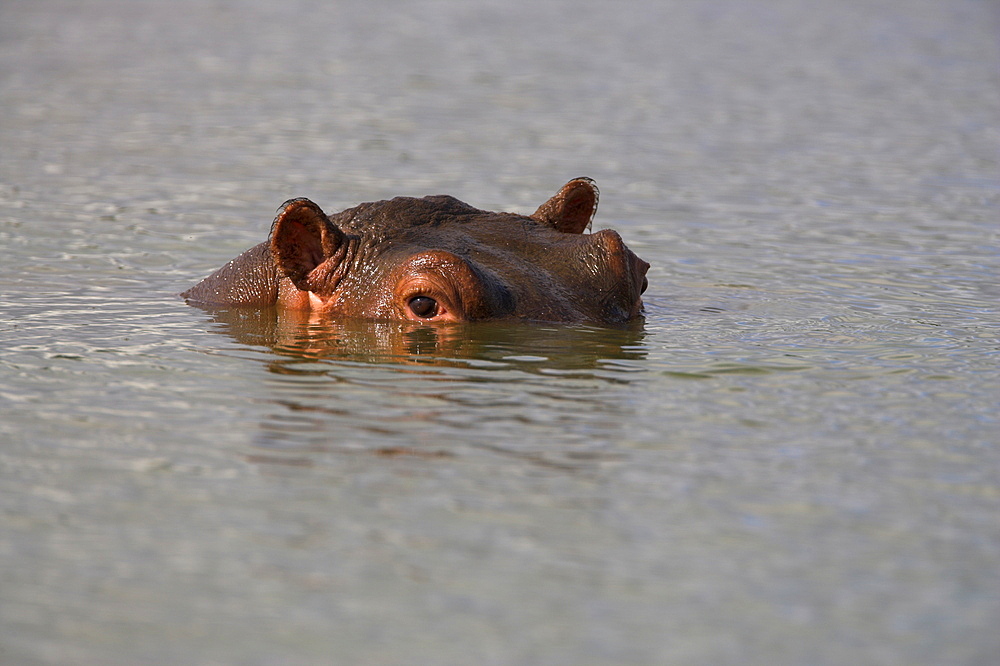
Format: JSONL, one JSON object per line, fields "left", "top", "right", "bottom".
{"left": 1, "top": 1, "right": 998, "bottom": 664}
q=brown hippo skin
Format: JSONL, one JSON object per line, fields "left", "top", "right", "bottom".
{"left": 181, "top": 178, "right": 649, "bottom": 325}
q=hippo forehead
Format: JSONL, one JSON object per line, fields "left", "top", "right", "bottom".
{"left": 334, "top": 195, "right": 576, "bottom": 256}
{"left": 333, "top": 195, "right": 492, "bottom": 235}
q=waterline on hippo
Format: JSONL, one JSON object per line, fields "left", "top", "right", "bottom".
{"left": 181, "top": 178, "right": 649, "bottom": 325}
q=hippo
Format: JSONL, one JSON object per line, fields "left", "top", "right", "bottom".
{"left": 181, "top": 178, "right": 648, "bottom": 325}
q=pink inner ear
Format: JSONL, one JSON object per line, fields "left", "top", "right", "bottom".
{"left": 531, "top": 177, "right": 599, "bottom": 234}
{"left": 270, "top": 199, "right": 346, "bottom": 293}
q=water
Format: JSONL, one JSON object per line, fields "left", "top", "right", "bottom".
{"left": 2, "top": 0, "right": 998, "bottom": 664}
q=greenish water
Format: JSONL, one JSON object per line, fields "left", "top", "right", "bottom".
{"left": 1, "top": 0, "right": 998, "bottom": 664}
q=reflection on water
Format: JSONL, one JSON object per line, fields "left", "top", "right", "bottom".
{"left": 196, "top": 303, "right": 647, "bottom": 373}
{"left": 189, "top": 304, "right": 650, "bottom": 467}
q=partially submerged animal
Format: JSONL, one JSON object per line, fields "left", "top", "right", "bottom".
{"left": 181, "top": 178, "right": 648, "bottom": 324}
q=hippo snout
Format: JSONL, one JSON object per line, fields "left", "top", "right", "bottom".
{"left": 588, "top": 228, "right": 649, "bottom": 318}
{"left": 635, "top": 254, "right": 650, "bottom": 296}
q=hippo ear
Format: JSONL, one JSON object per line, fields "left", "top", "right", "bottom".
{"left": 270, "top": 198, "right": 348, "bottom": 296}
{"left": 531, "top": 177, "right": 599, "bottom": 234}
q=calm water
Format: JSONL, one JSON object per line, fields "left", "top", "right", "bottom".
{"left": 2, "top": 0, "right": 999, "bottom": 664}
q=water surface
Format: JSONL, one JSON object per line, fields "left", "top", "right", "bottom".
{"left": 1, "top": 1, "right": 998, "bottom": 664}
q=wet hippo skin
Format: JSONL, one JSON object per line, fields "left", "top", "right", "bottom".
{"left": 182, "top": 178, "right": 649, "bottom": 325}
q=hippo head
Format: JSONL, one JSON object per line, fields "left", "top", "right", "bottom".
{"left": 184, "top": 179, "right": 648, "bottom": 325}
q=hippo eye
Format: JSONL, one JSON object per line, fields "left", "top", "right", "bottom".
{"left": 407, "top": 295, "right": 439, "bottom": 319}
